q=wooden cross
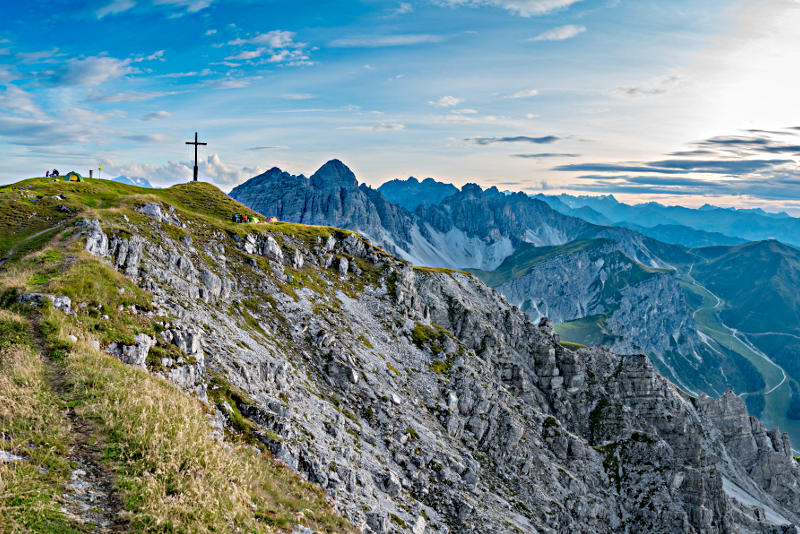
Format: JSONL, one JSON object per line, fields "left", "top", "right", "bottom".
{"left": 185, "top": 132, "right": 207, "bottom": 182}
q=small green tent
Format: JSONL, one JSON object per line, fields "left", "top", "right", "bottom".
{"left": 64, "top": 171, "right": 84, "bottom": 182}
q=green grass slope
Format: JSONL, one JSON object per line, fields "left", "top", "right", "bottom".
{"left": 690, "top": 240, "right": 800, "bottom": 336}
{"left": 0, "top": 176, "right": 353, "bottom": 533}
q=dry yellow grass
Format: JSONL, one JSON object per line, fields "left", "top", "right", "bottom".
{"left": 56, "top": 321, "right": 352, "bottom": 533}
{"left": 0, "top": 312, "right": 77, "bottom": 533}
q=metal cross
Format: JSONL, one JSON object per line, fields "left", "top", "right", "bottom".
{"left": 185, "top": 132, "right": 207, "bottom": 181}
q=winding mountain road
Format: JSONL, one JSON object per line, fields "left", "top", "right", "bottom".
{"left": 687, "top": 263, "right": 788, "bottom": 396}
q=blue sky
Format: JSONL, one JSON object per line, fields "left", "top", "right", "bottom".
{"left": 2, "top": 0, "right": 800, "bottom": 213}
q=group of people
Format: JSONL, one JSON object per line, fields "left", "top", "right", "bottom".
{"left": 45, "top": 169, "right": 60, "bottom": 177}
{"left": 231, "top": 213, "right": 254, "bottom": 223}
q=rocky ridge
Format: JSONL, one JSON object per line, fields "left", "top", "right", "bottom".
{"left": 75, "top": 195, "right": 800, "bottom": 533}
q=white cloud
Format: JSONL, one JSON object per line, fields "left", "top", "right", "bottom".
{"left": 528, "top": 24, "right": 586, "bottom": 41}
{"left": 96, "top": 0, "right": 135, "bottom": 18}
{"left": 226, "top": 48, "right": 264, "bottom": 60}
{"left": 0, "top": 86, "right": 43, "bottom": 118}
{"left": 452, "top": 108, "right": 478, "bottom": 114}
{"left": 153, "top": 0, "right": 213, "bottom": 14}
{"left": 16, "top": 48, "right": 62, "bottom": 63}
{"left": 506, "top": 88, "right": 539, "bottom": 98}
{"left": 330, "top": 34, "right": 444, "bottom": 47}
{"left": 613, "top": 74, "right": 683, "bottom": 98}
{"left": 141, "top": 110, "right": 172, "bottom": 121}
{"left": 87, "top": 90, "right": 178, "bottom": 103}
{"left": 47, "top": 55, "right": 135, "bottom": 87}
{"left": 122, "top": 133, "right": 171, "bottom": 143}
{"left": 338, "top": 123, "right": 405, "bottom": 131}
{"left": 99, "top": 153, "right": 263, "bottom": 187}
{"left": 133, "top": 50, "right": 165, "bottom": 62}
{"left": 226, "top": 30, "right": 312, "bottom": 65}
{"left": 205, "top": 29, "right": 217, "bottom": 35}
{"left": 281, "top": 93, "right": 315, "bottom": 100}
{"left": 394, "top": 2, "right": 414, "bottom": 14}
{"left": 430, "top": 95, "right": 461, "bottom": 107}
{"left": 159, "top": 68, "right": 212, "bottom": 78}
{"left": 433, "top": 0, "right": 583, "bottom": 17}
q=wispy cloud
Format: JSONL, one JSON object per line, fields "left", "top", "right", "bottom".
{"left": 132, "top": 50, "right": 165, "bottom": 62}
{"left": 512, "top": 152, "right": 578, "bottom": 158}
{"left": 392, "top": 2, "right": 414, "bottom": 15}
{"left": 96, "top": 0, "right": 135, "bottom": 18}
{"left": 338, "top": 123, "right": 405, "bottom": 131}
{"left": 433, "top": 0, "right": 583, "bottom": 17}
{"left": 506, "top": 88, "right": 539, "bottom": 99}
{"left": 613, "top": 74, "right": 683, "bottom": 98}
{"left": 329, "top": 34, "right": 444, "bottom": 47}
{"left": 47, "top": 55, "right": 135, "bottom": 87}
{"left": 281, "top": 93, "right": 315, "bottom": 100}
{"left": 122, "top": 133, "right": 170, "bottom": 143}
{"left": 226, "top": 30, "right": 312, "bottom": 65}
{"left": 87, "top": 90, "right": 178, "bottom": 103}
{"left": 247, "top": 145, "right": 288, "bottom": 151}
{"left": 430, "top": 95, "right": 461, "bottom": 107}
{"left": 528, "top": 24, "right": 586, "bottom": 41}
{"left": 153, "top": 0, "right": 214, "bottom": 14}
{"left": 141, "top": 110, "right": 172, "bottom": 121}
{"left": 467, "top": 135, "right": 560, "bottom": 145}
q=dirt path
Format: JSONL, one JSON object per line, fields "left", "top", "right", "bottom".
{"left": 0, "top": 222, "right": 69, "bottom": 268}
{"left": 33, "top": 318, "right": 129, "bottom": 533}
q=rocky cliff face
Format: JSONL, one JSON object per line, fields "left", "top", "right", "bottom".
{"left": 377, "top": 177, "right": 459, "bottom": 211}
{"left": 79, "top": 198, "right": 800, "bottom": 533}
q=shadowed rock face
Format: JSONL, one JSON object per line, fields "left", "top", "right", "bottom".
{"left": 81, "top": 202, "right": 800, "bottom": 533}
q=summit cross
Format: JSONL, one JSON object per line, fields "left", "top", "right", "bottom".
{"left": 185, "top": 132, "right": 207, "bottom": 182}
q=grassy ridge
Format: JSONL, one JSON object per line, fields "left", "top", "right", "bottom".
{"left": 0, "top": 176, "right": 354, "bottom": 532}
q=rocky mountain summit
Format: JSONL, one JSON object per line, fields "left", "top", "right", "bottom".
{"left": 230, "top": 160, "right": 610, "bottom": 270}
{"left": 55, "top": 182, "right": 800, "bottom": 532}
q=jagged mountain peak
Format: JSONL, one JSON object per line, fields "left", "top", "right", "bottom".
{"left": 310, "top": 158, "right": 358, "bottom": 189}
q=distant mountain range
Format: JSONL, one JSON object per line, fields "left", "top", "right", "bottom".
{"left": 535, "top": 193, "right": 800, "bottom": 248}
{"left": 230, "top": 162, "right": 800, "bottom": 449}
{"left": 113, "top": 175, "right": 153, "bottom": 188}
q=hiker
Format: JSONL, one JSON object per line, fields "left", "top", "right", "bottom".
{"left": 52, "top": 169, "right": 59, "bottom": 177}
{"left": 46, "top": 170, "right": 50, "bottom": 178}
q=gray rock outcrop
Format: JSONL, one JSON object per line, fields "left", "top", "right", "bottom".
{"left": 79, "top": 213, "right": 800, "bottom": 533}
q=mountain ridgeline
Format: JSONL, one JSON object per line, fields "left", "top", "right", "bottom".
{"left": 2, "top": 176, "right": 800, "bottom": 532}
{"left": 230, "top": 163, "right": 800, "bottom": 450}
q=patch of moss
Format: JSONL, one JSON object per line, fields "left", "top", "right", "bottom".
{"left": 559, "top": 341, "right": 587, "bottom": 351}
{"left": 386, "top": 362, "right": 402, "bottom": 377}
{"left": 389, "top": 513, "right": 407, "bottom": 528}
{"left": 358, "top": 334, "right": 373, "bottom": 349}
{"left": 207, "top": 372, "right": 256, "bottom": 436}
{"left": 429, "top": 359, "right": 453, "bottom": 375}
{"left": 411, "top": 322, "right": 450, "bottom": 354}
